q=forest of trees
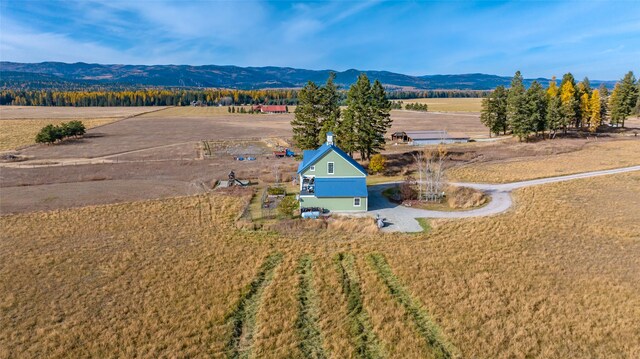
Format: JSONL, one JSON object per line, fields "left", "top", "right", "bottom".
{"left": 291, "top": 73, "right": 392, "bottom": 160}
{"left": 481, "top": 71, "right": 640, "bottom": 140}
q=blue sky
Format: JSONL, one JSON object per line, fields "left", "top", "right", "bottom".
{"left": 1, "top": 0, "right": 638, "bottom": 80}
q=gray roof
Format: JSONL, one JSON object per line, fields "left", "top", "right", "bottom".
{"left": 403, "top": 130, "right": 469, "bottom": 140}
{"left": 405, "top": 130, "right": 450, "bottom": 140}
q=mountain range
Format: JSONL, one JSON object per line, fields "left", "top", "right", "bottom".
{"left": 0, "top": 62, "right": 615, "bottom": 91}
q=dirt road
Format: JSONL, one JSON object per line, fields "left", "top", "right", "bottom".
{"left": 368, "top": 165, "right": 640, "bottom": 232}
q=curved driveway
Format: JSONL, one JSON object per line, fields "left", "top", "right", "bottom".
{"left": 368, "top": 165, "right": 640, "bottom": 232}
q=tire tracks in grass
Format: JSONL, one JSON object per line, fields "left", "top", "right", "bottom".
{"left": 335, "top": 253, "right": 384, "bottom": 359}
{"left": 296, "top": 254, "right": 327, "bottom": 358}
{"left": 367, "top": 253, "right": 459, "bottom": 359}
{"left": 224, "top": 252, "right": 283, "bottom": 359}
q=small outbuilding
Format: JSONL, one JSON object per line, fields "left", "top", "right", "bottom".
{"left": 400, "top": 130, "right": 469, "bottom": 145}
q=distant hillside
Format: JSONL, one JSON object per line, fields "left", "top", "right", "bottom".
{"left": 0, "top": 61, "right": 616, "bottom": 91}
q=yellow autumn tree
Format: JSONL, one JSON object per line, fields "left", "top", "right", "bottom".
{"left": 368, "top": 154, "right": 386, "bottom": 174}
{"left": 547, "top": 76, "right": 558, "bottom": 98}
{"left": 580, "top": 92, "right": 591, "bottom": 128}
{"left": 589, "top": 90, "right": 601, "bottom": 133}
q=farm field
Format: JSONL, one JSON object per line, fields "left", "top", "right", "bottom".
{"left": 397, "top": 97, "right": 483, "bottom": 112}
{"left": 0, "top": 118, "right": 120, "bottom": 151}
{"left": 0, "top": 106, "right": 167, "bottom": 151}
{"left": 1, "top": 172, "right": 639, "bottom": 358}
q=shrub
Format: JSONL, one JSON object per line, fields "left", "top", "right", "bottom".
{"left": 277, "top": 195, "right": 299, "bottom": 218}
{"left": 34, "top": 121, "right": 86, "bottom": 144}
{"left": 63, "top": 121, "right": 86, "bottom": 137}
{"left": 35, "top": 124, "right": 62, "bottom": 144}
{"left": 368, "top": 154, "right": 386, "bottom": 174}
{"left": 267, "top": 186, "right": 286, "bottom": 195}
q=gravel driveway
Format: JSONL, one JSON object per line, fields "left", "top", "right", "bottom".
{"left": 367, "top": 165, "right": 640, "bottom": 232}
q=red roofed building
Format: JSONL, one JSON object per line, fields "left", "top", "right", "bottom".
{"left": 252, "top": 105, "right": 288, "bottom": 113}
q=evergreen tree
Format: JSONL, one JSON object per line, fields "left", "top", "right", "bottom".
{"left": 341, "top": 74, "right": 372, "bottom": 158}
{"left": 493, "top": 85, "right": 509, "bottom": 134}
{"left": 609, "top": 83, "right": 622, "bottom": 126}
{"left": 507, "top": 71, "right": 529, "bottom": 140}
{"left": 598, "top": 83, "right": 609, "bottom": 124}
{"left": 480, "top": 85, "right": 509, "bottom": 137}
{"left": 369, "top": 80, "right": 393, "bottom": 159}
{"left": 546, "top": 96, "right": 563, "bottom": 138}
{"left": 480, "top": 96, "right": 496, "bottom": 137}
{"left": 317, "top": 72, "right": 341, "bottom": 145}
{"left": 610, "top": 71, "right": 639, "bottom": 127}
{"left": 292, "top": 81, "right": 322, "bottom": 149}
{"left": 525, "top": 81, "right": 547, "bottom": 136}
{"left": 589, "top": 90, "right": 601, "bottom": 133}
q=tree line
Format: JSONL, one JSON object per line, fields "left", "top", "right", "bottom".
{"left": 0, "top": 89, "right": 299, "bottom": 107}
{"left": 404, "top": 103, "right": 429, "bottom": 112}
{"left": 35, "top": 121, "right": 86, "bottom": 144}
{"left": 2, "top": 88, "right": 494, "bottom": 107}
{"left": 386, "top": 90, "right": 490, "bottom": 99}
{"left": 291, "top": 73, "right": 392, "bottom": 160}
{"left": 481, "top": 71, "right": 640, "bottom": 139}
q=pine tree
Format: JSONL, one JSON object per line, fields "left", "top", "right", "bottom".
{"left": 291, "top": 81, "right": 322, "bottom": 149}
{"left": 340, "top": 74, "right": 372, "bottom": 158}
{"left": 525, "top": 81, "right": 547, "bottom": 136}
{"left": 609, "top": 83, "right": 621, "bottom": 126}
{"left": 546, "top": 96, "right": 563, "bottom": 138}
{"left": 480, "top": 96, "right": 496, "bottom": 137}
{"left": 493, "top": 85, "right": 509, "bottom": 134}
{"left": 318, "top": 72, "right": 341, "bottom": 145}
{"left": 610, "top": 71, "right": 639, "bottom": 128}
{"left": 369, "top": 80, "right": 392, "bottom": 159}
{"left": 589, "top": 90, "right": 601, "bottom": 133}
{"left": 507, "top": 71, "right": 529, "bottom": 140}
{"left": 598, "top": 83, "right": 609, "bottom": 124}
{"left": 480, "top": 85, "right": 508, "bottom": 137}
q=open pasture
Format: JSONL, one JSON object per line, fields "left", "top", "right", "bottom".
{"left": 1, "top": 172, "right": 638, "bottom": 358}
{"left": 397, "top": 98, "right": 483, "bottom": 112}
{"left": 0, "top": 118, "right": 121, "bottom": 151}
{"left": 448, "top": 138, "right": 640, "bottom": 183}
{"left": 0, "top": 106, "right": 166, "bottom": 151}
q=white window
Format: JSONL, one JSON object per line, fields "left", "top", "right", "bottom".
{"left": 354, "top": 197, "right": 361, "bottom": 207}
{"left": 310, "top": 165, "right": 315, "bottom": 171}
{"left": 327, "top": 162, "right": 334, "bottom": 174}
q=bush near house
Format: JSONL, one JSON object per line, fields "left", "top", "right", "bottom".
{"left": 368, "top": 154, "right": 386, "bottom": 174}
{"left": 277, "top": 195, "right": 299, "bottom": 218}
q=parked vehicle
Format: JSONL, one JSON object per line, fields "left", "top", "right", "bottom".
{"left": 273, "top": 147, "right": 295, "bottom": 158}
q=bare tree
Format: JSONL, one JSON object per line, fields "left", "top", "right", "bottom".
{"left": 413, "top": 144, "right": 448, "bottom": 202}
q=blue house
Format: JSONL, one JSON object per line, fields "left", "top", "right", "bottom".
{"left": 297, "top": 132, "right": 368, "bottom": 212}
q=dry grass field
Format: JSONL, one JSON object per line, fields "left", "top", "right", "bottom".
{"left": 2, "top": 171, "right": 638, "bottom": 358}
{"left": 397, "top": 98, "right": 483, "bottom": 112}
{"left": 0, "top": 106, "right": 156, "bottom": 120}
{"left": 0, "top": 118, "right": 121, "bottom": 151}
{"left": 449, "top": 138, "right": 640, "bottom": 183}
{"left": 0, "top": 106, "right": 164, "bottom": 151}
